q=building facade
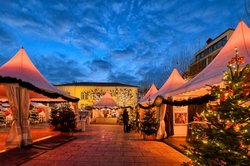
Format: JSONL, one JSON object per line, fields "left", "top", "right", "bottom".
{"left": 188, "top": 28, "right": 234, "bottom": 78}
{"left": 56, "top": 82, "right": 138, "bottom": 109}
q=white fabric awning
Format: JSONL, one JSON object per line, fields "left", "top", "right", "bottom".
{"left": 93, "top": 92, "right": 119, "bottom": 108}
{"left": 0, "top": 48, "right": 79, "bottom": 102}
{"left": 154, "top": 68, "right": 186, "bottom": 99}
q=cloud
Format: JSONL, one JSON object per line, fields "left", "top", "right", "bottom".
{"left": 0, "top": 0, "right": 246, "bottom": 88}
{"left": 0, "top": 1, "right": 45, "bottom": 30}
{"left": 31, "top": 52, "right": 86, "bottom": 84}
{"left": 111, "top": 47, "right": 134, "bottom": 59}
{"left": 88, "top": 59, "right": 112, "bottom": 72}
{"left": 135, "top": 64, "right": 172, "bottom": 89}
{"left": 0, "top": 26, "right": 15, "bottom": 46}
{"left": 112, "top": 2, "right": 123, "bottom": 14}
{"left": 108, "top": 71, "right": 138, "bottom": 86}
{"left": 142, "top": 0, "right": 176, "bottom": 13}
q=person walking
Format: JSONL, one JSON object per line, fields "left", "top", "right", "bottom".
{"left": 122, "top": 109, "right": 129, "bottom": 133}
{"left": 135, "top": 110, "right": 140, "bottom": 132}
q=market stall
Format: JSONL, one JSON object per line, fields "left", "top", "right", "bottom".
{"left": 0, "top": 48, "right": 79, "bottom": 148}
{"left": 161, "top": 21, "right": 250, "bottom": 137}
{"left": 92, "top": 92, "right": 120, "bottom": 124}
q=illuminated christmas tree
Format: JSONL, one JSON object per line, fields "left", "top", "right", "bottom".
{"left": 140, "top": 110, "right": 159, "bottom": 136}
{"left": 0, "top": 111, "right": 5, "bottom": 126}
{"left": 30, "top": 109, "right": 39, "bottom": 124}
{"left": 58, "top": 106, "right": 77, "bottom": 133}
{"left": 183, "top": 48, "right": 250, "bottom": 165}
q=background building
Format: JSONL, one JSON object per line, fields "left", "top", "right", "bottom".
{"left": 188, "top": 28, "right": 234, "bottom": 78}
{"left": 56, "top": 82, "right": 138, "bottom": 108}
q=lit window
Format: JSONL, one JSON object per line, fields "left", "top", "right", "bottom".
{"left": 85, "top": 93, "right": 89, "bottom": 100}
{"left": 81, "top": 92, "right": 84, "bottom": 99}
{"left": 81, "top": 92, "right": 89, "bottom": 100}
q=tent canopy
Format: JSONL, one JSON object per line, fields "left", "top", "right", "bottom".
{"left": 139, "top": 83, "right": 158, "bottom": 104}
{"left": 155, "top": 68, "right": 186, "bottom": 98}
{"left": 0, "top": 48, "right": 79, "bottom": 147}
{"left": 31, "top": 102, "right": 49, "bottom": 108}
{"left": 93, "top": 92, "right": 119, "bottom": 108}
{"left": 165, "top": 21, "right": 250, "bottom": 98}
{"left": 0, "top": 48, "right": 79, "bottom": 102}
{"left": 146, "top": 68, "right": 185, "bottom": 102}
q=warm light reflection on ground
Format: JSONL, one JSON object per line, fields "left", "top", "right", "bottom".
{"left": 0, "top": 123, "right": 60, "bottom": 151}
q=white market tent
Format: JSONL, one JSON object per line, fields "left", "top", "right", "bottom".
{"left": 149, "top": 68, "right": 186, "bottom": 139}
{"left": 164, "top": 21, "right": 250, "bottom": 99}
{"left": 92, "top": 92, "right": 120, "bottom": 123}
{"left": 139, "top": 83, "right": 158, "bottom": 105}
{"left": 93, "top": 92, "right": 119, "bottom": 108}
{"left": 0, "top": 48, "right": 78, "bottom": 102}
{"left": 152, "top": 68, "right": 186, "bottom": 100}
{"left": 138, "top": 69, "right": 186, "bottom": 139}
{"left": 0, "top": 48, "right": 79, "bottom": 147}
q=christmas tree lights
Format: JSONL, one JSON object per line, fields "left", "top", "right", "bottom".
{"left": 140, "top": 109, "right": 159, "bottom": 136}
{"left": 182, "top": 48, "right": 250, "bottom": 165}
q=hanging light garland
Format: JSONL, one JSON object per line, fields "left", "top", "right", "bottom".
{"left": 138, "top": 94, "right": 216, "bottom": 109}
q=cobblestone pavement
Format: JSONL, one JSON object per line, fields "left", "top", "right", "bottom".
{"left": 21, "top": 124, "right": 189, "bottom": 166}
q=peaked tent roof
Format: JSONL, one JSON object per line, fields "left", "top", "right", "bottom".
{"left": 166, "top": 21, "right": 250, "bottom": 98}
{"left": 146, "top": 68, "right": 186, "bottom": 102}
{"left": 93, "top": 92, "right": 119, "bottom": 107}
{"left": 139, "top": 84, "right": 158, "bottom": 104}
{"left": 0, "top": 48, "right": 79, "bottom": 102}
{"left": 156, "top": 68, "right": 186, "bottom": 97}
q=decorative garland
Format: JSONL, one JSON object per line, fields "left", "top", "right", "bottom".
{"left": 31, "top": 100, "right": 68, "bottom": 103}
{"left": 121, "top": 106, "right": 133, "bottom": 109}
{"left": 162, "top": 94, "right": 216, "bottom": 106}
{"left": 0, "top": 76, "right": 79, "bottom": 102}
{"left": 91, "top": 105, "right": 133, "bottom": 110}
{"left": 138, "top": 94, "right": 216, "bottom": 109}
{"left": 92, "top": 106, "right": 119, "bottom": 110}
{"left": 138, "top": 103, "right": 156, "bottom": 109}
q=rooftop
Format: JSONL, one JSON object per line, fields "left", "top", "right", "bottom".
{"left": 195, "top": 28, "right": 234, "bottom": 56}
{"left": 55, "top": 82, "right": 138, "bottom": 87}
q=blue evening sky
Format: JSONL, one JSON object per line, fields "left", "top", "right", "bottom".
{"left": 0, "top": 0, "right": 247, "bottom": 89}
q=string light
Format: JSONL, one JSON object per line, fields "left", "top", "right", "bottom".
{"left": 234, "top": 47, "right": 238, "bottom": 54}
{"left": 202, "top": 140, "right": 208, "bottom": 144}
{"left": 182, "top": 48, "right": 250, "bottom": 165}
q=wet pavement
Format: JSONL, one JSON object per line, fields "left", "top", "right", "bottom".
{"left": 163, "top": 137, "right": 190, "bottom": 154}
{"left": 21, "top": 124, "right": 189, "bottom": 166}
{"left": 0, "top": 123, "right": 60, "bottom": 152}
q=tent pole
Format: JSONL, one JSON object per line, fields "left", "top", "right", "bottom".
{"left": 18, "top": 86, "right": 24, "bottom": 147}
